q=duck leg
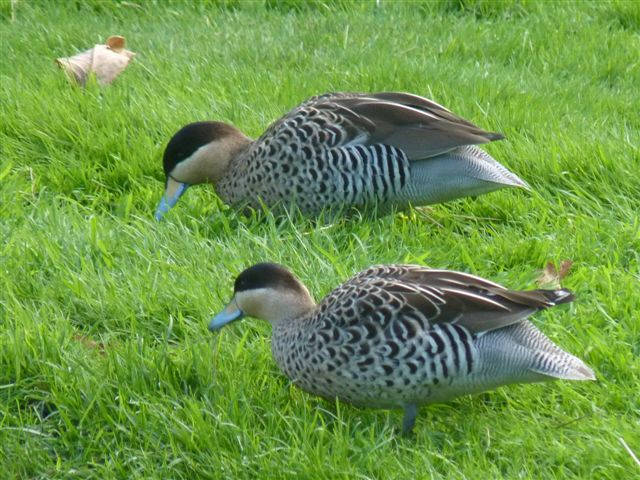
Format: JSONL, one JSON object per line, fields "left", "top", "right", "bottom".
{"left": 401, "top": 403, "right": 418, "bottom": 435}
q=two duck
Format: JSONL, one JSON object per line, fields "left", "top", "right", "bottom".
{"left": 156, "top": 92, "right": 594, "bottom": 433}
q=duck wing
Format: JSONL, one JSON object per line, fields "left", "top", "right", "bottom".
{"left": 320, "top": 265, "right": 574, "bottom": 338}
{"left": 257, "top": 92, "right": 503, "bottom": 160}
{"left": 306, "top": 92, "right": 504, "bottom": 160}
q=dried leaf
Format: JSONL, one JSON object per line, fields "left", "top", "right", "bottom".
{"left": 557, "top": 260, "right": 573, "bottom": 279}
{"left": 56, "top": 35, "right": 135, "bottom": 86}
{"left": 105, "top": 35, "right": 126, "bottom": 51}
{"left": 536, "top": 260, "right": 573, "bottom": 288}
{"left": 73, "top": 334, "right": 106, "bottom": 354}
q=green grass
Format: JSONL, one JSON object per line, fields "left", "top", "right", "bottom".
{"left": 1, "top": 0, "right": 639, "bottom": 478}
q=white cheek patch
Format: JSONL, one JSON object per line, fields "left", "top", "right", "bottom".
{"left": 235, "top": 288, "right": 272, "bottom": 318}
{"left": 172, "top": 142, "right": 220, "bottom": 184}
{"left": 235, "top": 287, "right": 313, "bottom": 323}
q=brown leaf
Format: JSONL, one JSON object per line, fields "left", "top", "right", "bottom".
{"left": 56, "top": 35, "right": 135, "bottom": 86}
{"left": 73, "top": 334, "right": 106, "bottom": 354}
{"left": 557, "top": 260, "right": 573, "bottom": 279}
{"left": 536, "top": 260, "right": 573, "bottom": 288}
{"left": 105, "top": 35, "right": 126, "bottom": 51}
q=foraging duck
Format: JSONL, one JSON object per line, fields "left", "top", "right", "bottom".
{"left": 210, "top": 263, "right": 595, "bottom": 434}
{"left": 155, "top": 92, "right": 528, "bottom": 220}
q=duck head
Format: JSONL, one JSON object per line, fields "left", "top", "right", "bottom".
{"left": 209, "top": 263, "right": 316, "bottom": 330}
{"left": 155, "top": 121, "right": 252, "bottom": 220}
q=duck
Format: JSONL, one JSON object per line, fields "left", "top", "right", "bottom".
{"left": 155, "top": 92, "right": 528, "bottom": 220}
{"left": 209, "top": 262, "right": 595, "bottom": 434}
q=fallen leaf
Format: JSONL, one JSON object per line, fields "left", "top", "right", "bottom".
{"left": 557, "top": 259, "right": 573, "bottom": 279}
{"left": 56, "top": 35, "right": 135, "bottom": 86}
{"left": 73, "top": 334, "right": 106, "bottom": 354}
{"left": 536, "top": 260, "right": 573, "bottom": 288}
{"left": 106, "top": 35, "right": 126, "bottom": 51}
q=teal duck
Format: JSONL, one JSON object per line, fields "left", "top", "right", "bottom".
{"left": 155, "top": 92, "right": 528, "bottom": 219}
{"left": 209, "top": 263, "right": 595, "bottom": 433}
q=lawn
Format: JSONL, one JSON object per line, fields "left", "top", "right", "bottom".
{"left": 1, "top": 0, "right": 639, "bottom": 478}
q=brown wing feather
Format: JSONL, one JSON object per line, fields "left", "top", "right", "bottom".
{"left": 318, "top": 93, "right": 503, "bottom": 159}
{"left": 335, "top": 265, "right": 574, "bottom": 335}
{"left": 274, "top": 92, "right": 504, "bottom": 160}
{"left": 350, "top": 101, "right": 502, "bottom": 159}
{"left": 370, "top": 92, "right": 481, "bottom": 128}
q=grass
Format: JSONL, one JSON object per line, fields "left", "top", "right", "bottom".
{"left": 1, "top": 0, "right": 639, "bottom": 478}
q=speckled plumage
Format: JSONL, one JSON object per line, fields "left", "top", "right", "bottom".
{"left": 210, "top": 263, "right": 595, "bottom": 433}
{"left": 158, "top": 92, "right": 528, "bottom": 219}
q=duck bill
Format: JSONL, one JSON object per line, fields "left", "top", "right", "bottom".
{"left": 154, "top": 177, "right": 188, "bottom": 220}
{"left": 209, "top": 297, "right": 244, "bottom": 331}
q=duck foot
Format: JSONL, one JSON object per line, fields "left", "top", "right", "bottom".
{"left": 401, "top": 404, "right": 418, "bottom": 435}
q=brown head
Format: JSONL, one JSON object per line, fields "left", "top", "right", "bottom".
{"left": 154, "top": 121, "right": 252, "bottom": 220}
{"left": 209, "top": 263, "right": 316, "bottom": 330}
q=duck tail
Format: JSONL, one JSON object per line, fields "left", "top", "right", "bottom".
{"left": 529, "top": 349, "right": 596, "bottom": 381}
{"left": 510, "top": 321, "right": 596, "bottom": 381}
{"left": 477, "top": 321, "right": 596, "bottom": 383}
